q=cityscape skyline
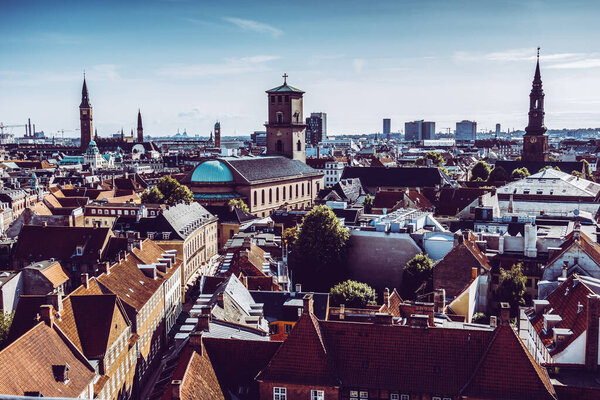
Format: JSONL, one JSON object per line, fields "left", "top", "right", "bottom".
{"left": 3, "top": 0, "right": 600, "bottom": 137}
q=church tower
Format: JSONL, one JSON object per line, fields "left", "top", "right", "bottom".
{"left": 137, "top": 109, "right": 144, "bottom": 143}
{"left": 214, "top": 121, "right": 221, "bottom": 148}
{"left": 80, "top": 75, "right": 93, "bottom": 150}
{"left": 265, "top": 74, "right": 306, "bottom": 163}
{"left": 522, "top": 48, "right": 549, "bottom": 162}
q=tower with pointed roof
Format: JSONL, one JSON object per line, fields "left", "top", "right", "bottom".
{"left": 265, "top": 74, "right": 306, "bottom": 163}
{"left": 522, "top": 48, "right": 549, "bottom": 162}
{"left": 137, "top": 109, "right": 143, "bottom": 143}
{"left": 79, "top": 75, "right": 93, "bottom": 150}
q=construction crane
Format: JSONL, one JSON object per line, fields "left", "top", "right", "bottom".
{"left": 57, "top": 128, "right": 80, "bottom": 144}
{"left": 0, "top": 122, "right": 26, "bottom": 135}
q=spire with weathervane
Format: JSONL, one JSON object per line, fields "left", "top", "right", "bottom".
{"left": 79, "top": 71, "right": 93, "bottom": 150}
{"left": 137, "top": 109, "right": 143, "bottom": 143}
{"left": 522, "top": 47, "right": 549, "bottom": 162}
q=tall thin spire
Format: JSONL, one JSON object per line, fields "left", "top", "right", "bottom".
{"left": 80, "top": 73, "right": 91, "bottom": 108}
{"left": 533, "top": 47, "right": 542, "bottom": 84}
{"left": 137, "top": 109, "right": 144, "bottom": 143}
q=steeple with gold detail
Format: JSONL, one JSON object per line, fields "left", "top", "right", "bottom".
{"left": 80, "top": 72, "right": 93, "bottom": 150}
{"left": 522, "top": 47, "right": 549, "bottom": 162}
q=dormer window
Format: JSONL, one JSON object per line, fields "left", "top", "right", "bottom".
{"left": 52, "top": 364, "right": 70, "bottom": 384}
{"left": 75, "top": 246, "right": 84, "bottom": 256}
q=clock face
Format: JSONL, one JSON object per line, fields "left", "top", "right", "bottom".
{"left": 530, "top": 137, "right": 537, "bottom": 143}
{"left": 82, "top": 110, "right": 87, "bottom": 115}
{"left": 276, "top": 131, "right": 282, "bottom": 137}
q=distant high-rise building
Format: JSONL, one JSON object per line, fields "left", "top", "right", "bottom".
{"left": 522, "top": 48, "right": 549, "bottom": 162}
{"left": 305, "top": 112, "right": 327, "bottom": 145}
{"left": 495, "top": 123, "right": 501, "bottom": 136}
{"left": 265, "top": 74, "right": 306, "bottom": 162}
{"left": 422, "top": 121, "right": 435, "bottom": 140}
{"left": 214, "top": 121, "right": 221, "bottom": 148}
{"left": 79, "top": 76, "right": 93, "bottom": 150}
{"left": 383, "top": 118, "right": 391, "bottom": 139}
{"left": 137, "top": 109, "right": 143, "bottom": 143}
{"left": 405, "top": 120, "right": 435, "bottom": 141}
{"left": 456, "top": 120, "right": 477, "bottom": 143}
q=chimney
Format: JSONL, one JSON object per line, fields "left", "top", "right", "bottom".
{"left": 40, "top": 305, "right": 54, "bottom": 328}
{"left": 471, "top": 267, "right": 478, "bottom": 280}
{"left": 433, "top": 288, "right": 446, "bottom": 314}
{"left": 339, "top": 304, "right": 345, "bottom": 320}
{"left": 46, "top": 293, "right": 63, "bottom": 313}
{"left": 585, "top": 294, "right": 600, "bottom": 371}
{"left": 295, "top": 283, "right": 302, "bottom": 293}
{"left": 81, "top": 273, "right": 89, "bottom": 289}
{"left": 171, "top": 380, "right": 182, "bottom": 400}
{"left": 490, "top": 315, "right": 498, "bottom": 327}
{"left": 197, "top": 311, "right": 211, "bottom": 332}
{"left": 562, "top": 261, "right": 569, "bottom": 279}
{"left": 383, "top": 287, "right": 390, "bottom": 308}
{"left": 303, "top": 293, "right": 314, "bottom": 315}
{"left": 409, "top": 314, "right": 430, "bottom": 328}
{"left": 500, "top": 302, "right": 511, "bottom": 325}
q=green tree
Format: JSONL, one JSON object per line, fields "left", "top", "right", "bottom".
{"left": 488, "top": 166, "right": 509, "bottom": 182}
{"left": 140, "top": 186, "right": 164, "bottom": 204}
{"left": 470, "top": 161, "right": 491, "bottom": 181}
{"left": 495, "top": 263, "right": 527, "bottom": 315}
{"left": 142, "top": 176, "right": 194, "bottom": 205}
{"left": 510, "top": 167, "right": 530, "bottom": 180}
{"left": 289, "top": 205, "right": 350, "bottom": 291}
{"left": 416, "top": 152, "right": 444, "bottom": 167}
{"left": 228, "top": 198, "right": 249, "bottom": 213}
{"left": 472, "top": 312, "right": 490, "bottom": 325}
{"left": 0, "top": 311, "right": 14, "bottom": 349}
{"left": 329, "top": 280, "right": 377, "bottom": 308}
{"left": 363, "top": 194, "right": 374, "bottom": 213}
{"left": 571, "top": 170, "right": 582, "bottom": 178}
{"left": 401, "top": 253, "right": 434, "bottom": 300}
{"left": 582, "top": 159, "right": 592, "bottom": 180}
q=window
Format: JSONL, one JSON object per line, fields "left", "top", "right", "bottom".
{"left": 390, "top": 395, "right": 399, "bottom": 400}
{"left": 124, "top": 210, "right": 129, "bottom": 215}
{"left": 276, "top": 187, "right": 279, "bottom": 202}
{"left": 284, "top": 324, "right": 292, "bottom": 334}
{"left": 273, "top": 387, "right": 286, "bottom": 400}
{"left": 289, "top": 185, "right": 292, "bottom": 199}
{"left": 91, "top": 209, "right": 96, "bottom": 214}
{"left": 276, "top": 140, "right": 283, "bottom": 153}
{"left": 432, "top": 397, "right": 441, "bottom": 400}
{"left": 254, "top": 191, "right": 258, "bottom": 206}
{"left": 295, "top": 184, "right": 299, "bottom": 198}
{"left": 282, "top": 187, "right": 286, "bottom": 201}
{"left": 269, "top": 189, "right": 272, "bottom": 203}
{"left": 271, "top": 95, "right": 275, "bottom": 104}
{"left": 350, "top": 391, "right": 359, "bottom": 400}
{"left": 400, "top": 396, "right": 409, "bottom": 400}
{"left": 277, "top": 95, "right": 282, "bottom": 103}
{"left": 262, "top": 190, "right": 265, "bottom": 205}
{"left": 311, "top": 390, "right": 324, "bottom": 400}
{"left": 297, "top": 140, "right": 301, "bottom": 151}
{"left": 285, "top": 95, "right": 289, "bottom": 103}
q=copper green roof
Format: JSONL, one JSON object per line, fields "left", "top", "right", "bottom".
{"left": 266, "top": 83, "right": 304, "bottom": 94}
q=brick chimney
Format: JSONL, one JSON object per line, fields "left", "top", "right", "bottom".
{"left": 46, "top": 293, "right": 63, "bottom": 313}
{"left": 39, "top": 305, "right": 54, "bottom": 328}
{"left": 585, "top": 294, "right": 600, "bottom": 371}
{"left": 189, "top": 330, "right": 204, "bottom": 355}
{"left": 339, "top": 304, "right": 345, "bottom": 320}
{"left": 499, "top": 302, "right": 511, "bottom": 326}
{"left": 409, "top": 314, "right": 429, "bottom": 328}
{"left": 383, "top": 288, "right": 390, "bottom": 308}
{"left": 197, "top": 313, "right": 211, "bottom": 332}
{"left": 81, "top": 273, "right": 89, "bottom": 289}
{"left": 433, "top": 288, "right": 446, "bottom": 314}
{"left": 303, "top": 293, "right": 314, "bottom": 315}
{"left": 171, "top": 380, "right": 182, "bottom": 400}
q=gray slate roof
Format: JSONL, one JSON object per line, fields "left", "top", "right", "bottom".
{"left": 161, "top": 202, "right": 215, "bottom": 240}
{"left": 223, "top": 156, "right": 322, "bottom": 183}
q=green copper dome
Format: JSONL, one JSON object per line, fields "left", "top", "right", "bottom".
{"left": 191, "top": 160, "right": 234, "bottom": 183}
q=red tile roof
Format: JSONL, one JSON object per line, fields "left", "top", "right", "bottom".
{"left": 461, "top": 324, "right": 556, "bottom": 399}
{"left": 0, "top": 322, "right": 95, "bottom": 398}
{"left": 529, "top": 274, "right": 594, "bottom": 355}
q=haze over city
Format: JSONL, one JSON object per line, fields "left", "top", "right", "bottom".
{"left": 3, "top": 0, "right": 600, "bottom": 137}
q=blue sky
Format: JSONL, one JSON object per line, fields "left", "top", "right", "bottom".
{"left": 2, "top": 0, "right": 600, "bottom": 138}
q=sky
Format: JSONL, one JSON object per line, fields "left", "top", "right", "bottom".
{"left": 2, "top": 0, "right": 600, "bottom": 138}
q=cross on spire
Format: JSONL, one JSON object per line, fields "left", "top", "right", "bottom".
{"left": 282, "top": 73, "right": 288, "bottom": 84}
{"left": 537, "top": 46, "right": 540, "bottom": 60}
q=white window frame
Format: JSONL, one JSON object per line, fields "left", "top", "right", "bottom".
{"left": 360, "top": 392, "right": 368, "bottom": 399}
{"left": 390, "top": 395, "right": 400, "bottom": 400}
{"left": 400, "top": 395, "right": 409, "bottom": 400}
{"left": 350, "top": 391, "right": 358, "bottom": 400}
{"left": 311, "top": 390, "right": 324, "bottom": 400}
{"left": 273, "top": 387, "right": 287, "bottom": 400}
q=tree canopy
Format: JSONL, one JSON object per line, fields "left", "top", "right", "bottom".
{"left": 470, "top": 161, "right": 491, "bottom": 181}
{"left": 228, "top": 198, "right": 249, "bottom": 213}
{"left": 289, "top": 205, "right": 350, "bottom": 291}
{"left": 401, "top": 253, "right": 434, "bottom": 300}
{"left": 329, "top": 280, "right": 377, "bottom": 308}
{"left": 141, "top": 176, "right": 194, "bottom": 205}
{"left": 416, "top": 152, "right": 445, "bottom": 167}
{"left": 363, "top": 194, "right": 374, "bottom": 213}
{"left": 488, "top": 165, "right": 509, "bottom": 182}
{"left": 495, "top": 262, "right": 527, "bottom": 316}
{"left": 510, "top": 167, "right": 530, "bottom": 180}
{"left": 0, "top": 311, "right": 14, "bottom": 350}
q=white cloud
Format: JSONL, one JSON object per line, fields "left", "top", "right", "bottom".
{"left": 353, "top": 58, "right": 366, "bottom": 73}
{"left": 454, "top": 48, "right": 588, "bottom": 64}
{"left": 155, "top": 55, "right": 280, "bottom": 78}
{"left": 223, "top": 17, "right": 283, "bottom": 38}
{"left": 547, "top": 58, "right": 600, "bottom": 69}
